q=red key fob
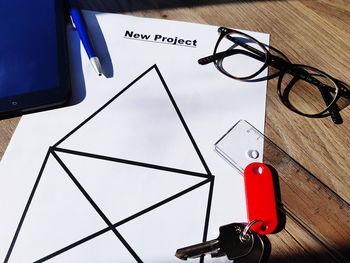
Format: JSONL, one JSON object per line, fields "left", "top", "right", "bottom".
{"left": 243, "top": 162, "right": 278, "bottom": 235}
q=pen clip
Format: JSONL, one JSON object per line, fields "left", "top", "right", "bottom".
{"left": 70, "top": 15, "right": 77, "bottom": 30}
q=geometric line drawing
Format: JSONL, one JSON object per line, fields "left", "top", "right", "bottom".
{"left": 4, "top": 65, "right": 214, "bottom": 262}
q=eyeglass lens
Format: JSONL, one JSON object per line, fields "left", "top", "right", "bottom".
{"left": 215, "top": 31, "right": 268, "bottom": 79}
{"left": 278, "top": 66, "right": 338, "bottom": 116}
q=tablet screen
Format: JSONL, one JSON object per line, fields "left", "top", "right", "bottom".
{"left": 0, "top": 0, "right": 59, "bottom": 99}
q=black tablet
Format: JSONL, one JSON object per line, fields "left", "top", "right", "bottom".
{"left": 0, "top": 0, "right": 71, "bottom": 118}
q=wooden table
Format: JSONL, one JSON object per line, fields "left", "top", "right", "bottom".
{"left": 1, "top": 1, "right": 349, "bottom": 262}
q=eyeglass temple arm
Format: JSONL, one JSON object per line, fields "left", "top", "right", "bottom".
{"left": 226, "top": 35, "right": 266, "bottom": 55}
{"left": 198, "top": 40, "right": 289, "bottom": 72}
{"left": 227, "top": 35, "right": 293, "bottom": 70}
{"left": 198, "top": 49, "right": 265, "bottom": 65}
{"left": 287, "top": 68, "right": 338, "bottom": 94}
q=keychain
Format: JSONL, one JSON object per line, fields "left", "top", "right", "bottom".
{"left": 175, "top": 162, "right": 278, "bottom": 262}
{"left": 243, "top": 162, "right": 278, "bottom": 235}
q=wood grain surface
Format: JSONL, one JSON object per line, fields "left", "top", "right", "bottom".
{"left": 1, "top": 1, "right": 349, "bottom": 262}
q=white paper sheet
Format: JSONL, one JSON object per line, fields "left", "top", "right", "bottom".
{"left": 0, "top": 12, "right": 269, "bottom": 262}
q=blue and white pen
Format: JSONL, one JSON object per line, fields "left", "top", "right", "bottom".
{"left": 68, "top": 0, "right": 102, "bottom": 76}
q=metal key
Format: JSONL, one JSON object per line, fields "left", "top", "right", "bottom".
{"left": 234, "top": 232, "right": 265, "bottom": 263}
{"left": 175, "top": 223, "right": 255, "bottom": 260}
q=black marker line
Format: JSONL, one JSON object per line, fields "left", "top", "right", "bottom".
{"left": 35, "top": 178, "right": 212, "bottom": 262}
{"left": 199, "top": 178, "right": 215, "bottom": 263}
{"left": 153, "top": 65, "right": 213, "bottom": 176}
{"left": 51, "top": 151, "right": 143, "bottom": 263}
{"left": 124, "top": 37, "right": 197, "bottom": 48}
{"left": 34, "top": 227, "right": 111, "bottom": 263}
{"left": 53, "top": 64, "right": 158, "bottom": 148}
{"left": 115, "top": 177, "right": 212, "bottom": 227}
{"left": 201, "top": 178, "right": 215, "bottom": 263}
{"left": 53, "top": 147, "right": 212, "bottom": 179}
{"left": 4, "top": 149, "right": 51, "bottom": 263}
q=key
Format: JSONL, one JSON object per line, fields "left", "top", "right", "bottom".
{"left": 175, "top": 223, "right": 254, "bottom": 260}
{"left": 234, "top": 232, "right": 265, "bottom": 263}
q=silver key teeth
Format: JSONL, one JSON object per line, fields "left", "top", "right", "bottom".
{"left": 175, "top": 239, "right": 220, "bottom": 260}
{"left": 175, "top": 223, "right": 256, "bottom": 261}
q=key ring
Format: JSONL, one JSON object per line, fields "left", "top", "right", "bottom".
{"left": 240, "top": 219, "right": 264, "bottom": 242}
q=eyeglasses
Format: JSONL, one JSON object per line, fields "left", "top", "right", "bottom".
{"left": 199, "top": 27, "right": 350, "bottom": 124}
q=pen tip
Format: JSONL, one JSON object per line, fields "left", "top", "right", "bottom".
{"left": 90, "top": 57, "right": 103, "bottom": 76}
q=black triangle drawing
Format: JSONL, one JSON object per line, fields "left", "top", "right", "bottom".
{"left": 55, "top": 64, "right": 211, "bottom": 175}
{"left": 4, "top": 65, "right": 214, "bottom": 263}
